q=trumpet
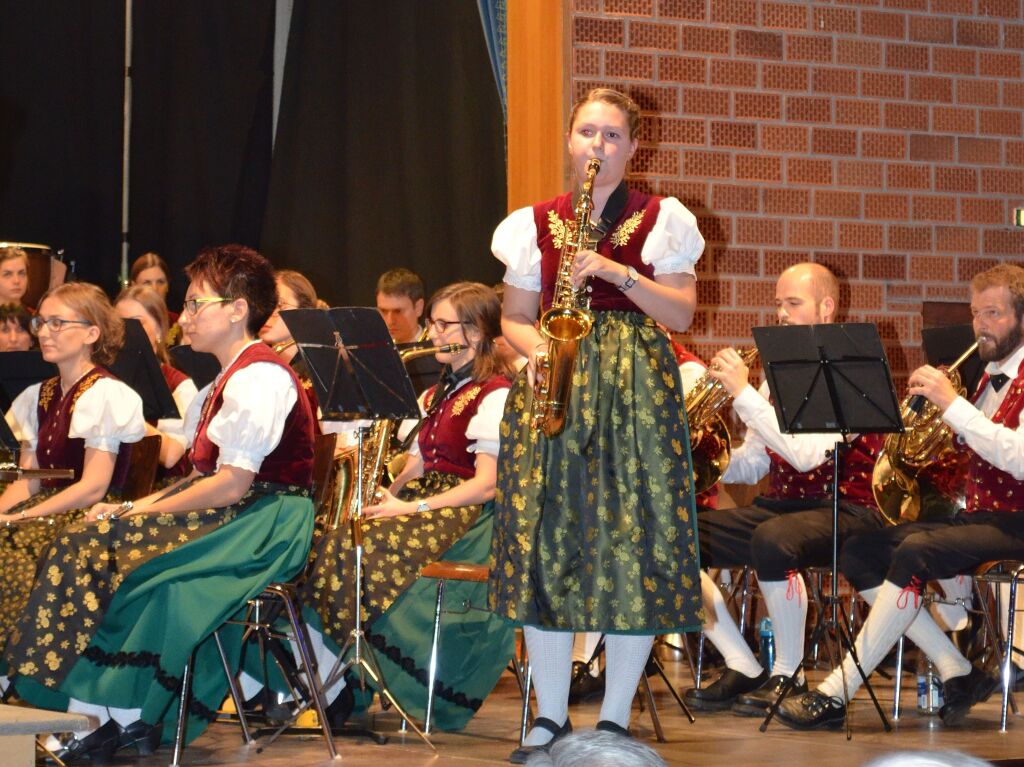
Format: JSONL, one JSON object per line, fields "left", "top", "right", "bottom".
{"left": 871, "top": 341, "right": 977, "bottom": 524}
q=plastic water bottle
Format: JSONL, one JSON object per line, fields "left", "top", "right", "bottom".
{"left": 916, "top": 657, "right": 944, "bottom": 714}
{"left": 759, "top": 617, "right": 775, "bottom": 672}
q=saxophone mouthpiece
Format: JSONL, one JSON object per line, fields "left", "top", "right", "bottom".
{"left": 587, "top": 158, "right": 602, "bottom": 174}
{"left": 437, "top": 343, "right": 465, "bottom": 354}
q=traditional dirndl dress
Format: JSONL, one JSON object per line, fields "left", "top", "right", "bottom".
{"left": 487, "top": 186, "right": 706, "bottom": 634}
{"left": 5, "top": 342, "right": 316, "bottom": 743}
{"left": 0, "top": 369, "right": 144, "bottom": 657}
{"left": 302, "top": 373, "right": 516, "bottom": 730}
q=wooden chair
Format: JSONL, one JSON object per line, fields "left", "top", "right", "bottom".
{"left": 119, "top": 434, "right": 161, "bottom": 501}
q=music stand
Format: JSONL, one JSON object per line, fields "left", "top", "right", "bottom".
{"left": 753, "top": 323, "right": 902, "bottom": 738}
{"left": 922, "top": 324, "right": 982, "bottom": 397}
{"left": 167, "top": 345, "right": 220, "bottom": 391}
{"left": 109, "top": 319, "right": 179, "bottom": 422}
{"left": 270, "top": 307, "right": 433, "bottom": 749}
{"left": 0, "top": 352, "right": 56, "bottom": 413}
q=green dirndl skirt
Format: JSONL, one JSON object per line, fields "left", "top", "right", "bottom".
{"left": 488, "top": 311, "right": 704, "bottom": 634}
{"left": 5, "top": 480, "right": 314, "bottom": 745}
{"left": 301, "top": 471, "right": 515, "bottom": 731}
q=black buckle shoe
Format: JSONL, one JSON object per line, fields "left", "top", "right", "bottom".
{"left": 567, "top": 661, "right": 605, "bottom": 704}
{"left": 776, "top": 690, "right": 846, "bottom": 730}
{"left": 732, "top": 673, "right": 808, "bottom": 716}
{"left": 116, "top": 719, "right": 163, "bottom": 756}
{"left": 939, "top": 666, "right": 999, "bottom": 727}
{"left": 509, "top": 716, "right": 571, "bottom": 764}
{"left": 595, "top": 719, "right": 631, "bottom": 737}
{"left": 54, "top": 719, "right": 121, "bottom": 764}
{"left": 682, "top": 668, "right": 768, "bottom": 711}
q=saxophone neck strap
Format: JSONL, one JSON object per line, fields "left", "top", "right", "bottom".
{"left": 572, "top": 181, "right": 629, "bottom": 243}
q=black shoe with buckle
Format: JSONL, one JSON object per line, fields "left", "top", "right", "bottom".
{"left": 939, "top": 666, "right": 999, "bottom": 727}
{"left": 54, "top": 719, "right": 121, "bottom": 764}
{"left": 567, "top": 660, "right": 605, "bottom": 704}
{"left": 776, "top": 690, "right": 846, "bottom": 730}
{"left": 595, "top": 719, "right": 631, "bottom": 737}
{"left": 732, "top": 673, "right": 808, "bottom": 716}
{"left": 683, "top": 668, "right": 768, "bottom": 711}
{"left": 509, "top": 716, "right": 571, "bottom": 764}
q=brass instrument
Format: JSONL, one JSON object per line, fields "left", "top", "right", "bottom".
{"left": 325, "top": 343, "right": 466, "bottom": 533}
{"left": 871, "top": 341, "right": 978, "bottom": 524}
{"left": 532, "top": 157, "right": 601, "bottom": 438}
{"left": 684, "top": 348, "right": 759, "bottom": 494}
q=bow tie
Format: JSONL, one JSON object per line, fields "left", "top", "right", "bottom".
{"left": 989, "top": 372, "right": 1010, "bottom": 392}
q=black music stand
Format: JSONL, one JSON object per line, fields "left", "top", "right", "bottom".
{"left": 110, "top": 319, "right": 180, "bottom": 422}
{"left": 167, "top": 345, "right": 220, "bottom": 391}
{"left": 270, "top": 307, "right": 433, "bottom": 749}
{"left": 753, "top": 323, "right": 902, "bottom": 738}
{"left": 0, "top": 410, "right": 17, "bottom": 456}
{"left": 0, "top": 352, "right": 56, "bottom": 413}
{"left": 922, "top": 324, "right": 982, "bottom": 397}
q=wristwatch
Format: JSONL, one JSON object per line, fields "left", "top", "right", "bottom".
{"left": 416, "top": 501, "right": 431, "bottom": 513}
{"left": 616, "top": 266, "right": 639, "bottom": 292}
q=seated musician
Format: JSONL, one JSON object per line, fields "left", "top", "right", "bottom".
{"left": 3, "top": 245, "right": 316, "bottom": 762}
{"left": 0, "top": 283, "right": 145, "bottom": 668}
{"left": 377, "top": 267, "right": 441, "bottom": 395}
{"left": 0, "top": 247, "right": 29, "bottom": 308}
{"left": 114, "top": 285, "right": 198, "bottom": 470}
{"left": 778, "top": 262, "right": 1024, "bottom": 730}
{"left": 0, "top": 302, "right": 34, "bottom": 351}
{"left": 301, "top": 281, "right": 515, "bottom": 731}
{"left": 130, "top": 252, "right": 182, "bottom": 343}
{"left": 684, "top": 263, "right": 888, "bottom": 715}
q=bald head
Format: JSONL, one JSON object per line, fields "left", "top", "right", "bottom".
{"left": 775, "top": 262, "right": 839, "bottom": 325}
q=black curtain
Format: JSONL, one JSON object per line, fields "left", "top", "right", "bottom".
{"left": 260, "top": 0, "right": 507, "bottom": 306}
{"left": 129, "top": 1, "right": 275, "bottom": 310}
{"left": 0, "top": 1, "right": 124, "bottom": 289}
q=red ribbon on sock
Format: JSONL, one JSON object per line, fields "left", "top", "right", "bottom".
{"left": 896, "top": 576, "right": 924, "bottom": 610}
{"left": 785, "top": 569, "right": 803, "bottom": 607}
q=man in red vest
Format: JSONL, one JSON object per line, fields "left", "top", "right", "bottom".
{"left": 779, "top": 262, "right": 1024, "bottom": 730}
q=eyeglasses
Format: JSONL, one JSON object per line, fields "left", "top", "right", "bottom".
{"left": 183, "top": 296, "right": 232, "bottom": 316}
{"left": 30, "top": 316, "right": 94, "bottom": 335}
{"left": 426, "top": 317, "right": 471, "bottom": 334}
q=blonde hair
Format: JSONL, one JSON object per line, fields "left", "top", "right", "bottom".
{"left": 115, "top": 284, "right": 171, "bottom": 363}
{"left": 39, "top": 282, "right": 124, "bottom": 366}
{"left": 569, "top": 87, "right": 642, "bottom": 139}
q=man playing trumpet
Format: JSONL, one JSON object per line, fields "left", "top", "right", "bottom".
{"left": 778, "top": 262, "right": 1024, "bottom": 729}
{"left": 684, "top": 262, "right": 888, "bottom": 715}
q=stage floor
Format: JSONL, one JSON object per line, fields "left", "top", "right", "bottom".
{"left": 125, "top": 650, "right": 1024, "bottom": 767}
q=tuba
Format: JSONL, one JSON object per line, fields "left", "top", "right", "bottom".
{"left": 532, "top": 158, "right": 600, "bottom": 438}
{"left": 684, "top": 347, "right": 759, "bottom": 494}
{"left": 325, "top": 343, "right": 465, "bottom": 534}
{"left": 871, "top": 341, "right": 977, "bottom": 524}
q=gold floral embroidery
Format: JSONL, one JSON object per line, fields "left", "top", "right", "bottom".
{"left": 451, "top": 385, "right": 482, "bottom": 417}
{"left": 69, "top": 372, "right": 103, "bottom": 412}
{"left": 547, "top": 210, "right": 568, "bottom": 249}
{"left": 38, "top": 378, "right": 59, "bottom": 412}
{"left": 611, "top": 210, "right": 645, "bottom": 248}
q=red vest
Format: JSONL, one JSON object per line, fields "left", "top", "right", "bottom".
{"left": 189, "top": 344, "right": 315, "bottom": 487}
{"left": 533, "top": 189, "right": 663, "bottom": 313}
{"left": 35, "top": 367, "right": 132, "bottom": 490}
{"left": 963, "top": 366, "right": 1024, "bottom": 513}
{"left": 765, "top": 433, "right": 881, "bottom": 506}
{"left": 419, "top": 375, "right": 511, "bottom": 479}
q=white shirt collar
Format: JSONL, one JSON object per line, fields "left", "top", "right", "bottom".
{"left": 985, "top": 343, "right": 1024, "bottom": 381}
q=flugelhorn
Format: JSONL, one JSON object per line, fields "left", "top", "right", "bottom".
{"left": 871, "top": 341, "right": 977, "bottom": 524}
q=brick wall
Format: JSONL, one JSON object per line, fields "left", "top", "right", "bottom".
{"left": 572, "top": 0, "right": 1024, "bottom": 387}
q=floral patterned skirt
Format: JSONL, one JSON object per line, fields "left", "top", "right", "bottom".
{"left": 302, "top": 471, "right": 515, "bottom": 730}
{"left": 488, "top": 311, "right": 704, "bottom": 634}
{"left": 6, "top": 479, "right": 313, "bottom": 742}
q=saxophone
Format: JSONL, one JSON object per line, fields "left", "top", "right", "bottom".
{"left": 684, "top": 347, "right": 759, "bottom": 494}
{"left": 871, "top": 341, "right": 977, "bottom": 524}
{"left": 532, "top": 157, "right": 600, "bottom": 437}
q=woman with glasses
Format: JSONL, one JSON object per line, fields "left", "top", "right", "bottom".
{"left": 3, "top": 245, "right": 316, "bottom": 762}
{"left": 0, "top": 283, "right": 145, "bottom": 673}
{"left": 114, "top": 285, "right": 198, "bottom": 473}
{"left": 300, "top": 281, "right": 516, "bottom": 731}
{"left": 490, "top": 87, "right": 705, "bottom": 760}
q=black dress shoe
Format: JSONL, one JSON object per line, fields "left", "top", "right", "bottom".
{"left": 323, "top": 684, "right": 356, "bottom": 730}
{"left": 509, "top": 716, "right": 571, "bottom": 764}
{"left": 682, "top": 668, "right": 768, "bottom": 711}
{"left": 939, "top": 666, "right": 999, "bottom": 727}
{"left": 55, "top": 719, "right": 121, "bottom": 764}
{"left": 567, "top": 661, "right": 605, "bottom": 704}
{"left": 776, "top": 690, "right": 846, "bottom": 730}
{"left": 117, "top": 719, "right": 162, "bottom": 755}
{"left": 732, "top": 673, "right": 808, "bottom": 716}
{"left": 595, "top": 719, "right": 631, "bottom": 737}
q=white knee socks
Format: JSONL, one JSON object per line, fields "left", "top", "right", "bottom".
{"left": 598, "top": 634, "right": 654, "bottom": 730}
{"left": 699, "top": 571, "right": 763, "bottom": 678}
{"left": 523, "top": 626, "right": 573, "bottom": 746}
{"left": 759, "top": 575, "right": 808, "bottom": 680}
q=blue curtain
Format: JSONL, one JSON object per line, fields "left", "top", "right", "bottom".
{"left": 477, "top": 0, "right": 507, "bottom": 120}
